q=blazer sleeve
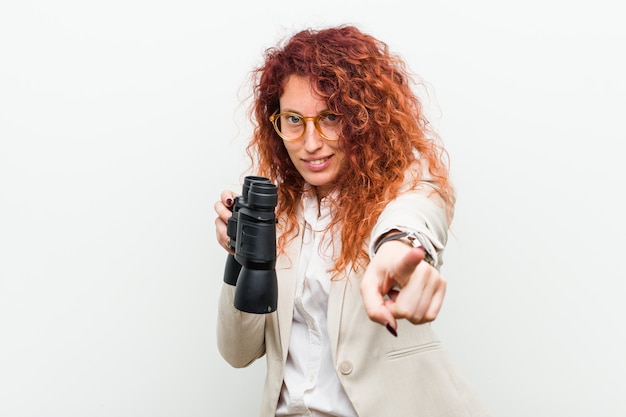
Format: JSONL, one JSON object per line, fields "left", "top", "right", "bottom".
{"left": 216, "top": 283, "right": 267, "bottom": 368}
{"left": 368, "top": 167, "right": 453, "bottom": 269}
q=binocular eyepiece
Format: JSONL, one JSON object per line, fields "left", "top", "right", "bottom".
{"left": 223, "top": 176, "right": 278, "bottom": 314}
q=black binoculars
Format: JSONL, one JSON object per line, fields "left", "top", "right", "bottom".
{"left": 223, "top": 176, "right": 278, "bottom": 314}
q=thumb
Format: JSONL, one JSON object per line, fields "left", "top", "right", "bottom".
{"left": 388, "top": 247, "right": 425, "bottom": 287}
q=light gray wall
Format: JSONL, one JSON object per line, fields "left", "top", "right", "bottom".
{"left": 1, "top": 1, "right": 624, "bottom": 416}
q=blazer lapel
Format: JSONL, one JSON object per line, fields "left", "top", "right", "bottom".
{"left": 275, "top": 224, "right": 304, "bottom": 363}
{"left": 327, "top": 275, "right": 351, "bottom": 362}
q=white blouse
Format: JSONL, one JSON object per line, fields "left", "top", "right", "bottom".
{"left": 275, "top": 193, "right": 358, "bottom": 417}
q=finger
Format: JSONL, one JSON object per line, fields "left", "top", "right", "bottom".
{"left": 386, "top": 288, "right": 400, "bottom": 302}
{"left": 214, "top": 200, "right": 230, "bottom": 223}
{"left": 360, "top": 272, "right": 398, "bottom": 333}
{"left": 424, "top": 278, "right": 446, "bottom": 322}
{"left": 388, "top": 265, "right": 446, "bottom": 324}
{"left": 215, "top": 216, "right": 227, "bottom": 240}
{"left": 220, "top": 190, "right": 237, "bottom": 209}
{"left": 388, "top": 279, "right": 431, "bottom": 324}
{"left": 214, "top": 216, "right": 232, "bottom": 252}
{"left": 214, "top": 192, "right": 235, "bottom": 254}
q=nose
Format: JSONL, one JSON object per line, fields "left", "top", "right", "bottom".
{"left": 302, "top": 119, "right": 323, "bottom": 153}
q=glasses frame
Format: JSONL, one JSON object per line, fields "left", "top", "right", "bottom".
{"left": 269, "top": 110, "right": 340, "bottom": 142}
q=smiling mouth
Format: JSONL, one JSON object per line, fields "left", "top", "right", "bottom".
{"left": 305, "top": 156, "right": 331, "bottom": 165}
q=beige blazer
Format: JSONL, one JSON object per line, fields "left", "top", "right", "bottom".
{"left": 217, "top": 178, "right": 493, "bottom": 417}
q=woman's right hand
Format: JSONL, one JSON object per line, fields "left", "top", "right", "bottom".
{"left": 214, "top": 190, "right": 237, "bottom": 253}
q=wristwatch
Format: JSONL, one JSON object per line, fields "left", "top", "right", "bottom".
{"left": 373, "top": 231, "right": 434, "bottom": 265}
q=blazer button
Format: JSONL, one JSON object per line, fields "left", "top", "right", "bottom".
{"left": 339, "top": 361, "right": 353, "bottom": 375}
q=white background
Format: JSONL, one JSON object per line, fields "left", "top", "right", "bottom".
{"left": 1, "top": 1, "right": 625, "bottom": 416}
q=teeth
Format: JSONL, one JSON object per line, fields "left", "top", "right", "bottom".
{"left": 309, "top": 158, "right": 328, "bottom": 165}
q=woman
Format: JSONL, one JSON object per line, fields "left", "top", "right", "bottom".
{"left": 214, "top": 25, "right": 491, "bottom": 417}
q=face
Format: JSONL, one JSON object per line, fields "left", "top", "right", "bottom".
{"left": 278, "top": 75, "right": 345, "bottom": 198}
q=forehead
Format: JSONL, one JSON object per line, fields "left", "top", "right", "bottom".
{"left": 280, "top": 75, "right": 327, "bottom": 113}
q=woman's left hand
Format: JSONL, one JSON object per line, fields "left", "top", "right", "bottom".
{"left": 360, "top": 239, "right": 447, "bottom": 335}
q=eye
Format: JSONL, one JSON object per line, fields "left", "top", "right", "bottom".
{"left": 285, "top": 114, "right": 302, "bottom": 125}
{"left": 319, "top": 112, "right": 339, "bottom": 125}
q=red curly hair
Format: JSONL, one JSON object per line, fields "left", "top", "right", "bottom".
{"left": 245, "top": 25, "right": 455, "bottom": 275}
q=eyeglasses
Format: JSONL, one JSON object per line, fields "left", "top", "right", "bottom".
{"left": 269, "top": 110, "right": 341, "bottom": 142}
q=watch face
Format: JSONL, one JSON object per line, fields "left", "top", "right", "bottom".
{"left": 405, "top": 233, "right": 420, "bottom": 247}
{"left": 406, "top": 233, "right": 434, "bottom": 265}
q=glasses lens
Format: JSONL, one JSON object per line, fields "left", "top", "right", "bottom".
{"left": 272, "top": 112, "right": 339, "bottom": 141}
{"left": 316, "top": 112, "right": 340, "bottom": 140}
{"left": 276, "top": 113, "right": 304, "bottom": 141}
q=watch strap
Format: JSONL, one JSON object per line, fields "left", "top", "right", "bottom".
{"left": 373, "top": 231, "right": 433, "bottom": 264}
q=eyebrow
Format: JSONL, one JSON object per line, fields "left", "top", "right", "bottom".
{"left": 279, "top": 108, "right": 331, "bottom": 115}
